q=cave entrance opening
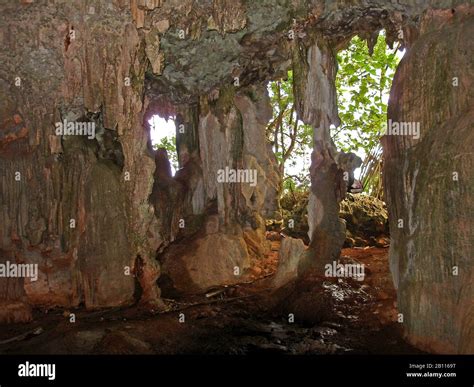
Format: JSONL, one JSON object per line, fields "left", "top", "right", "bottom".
{"left": 331, "top": 30, "right": 404, "bottom": 259}
{"left": 332, "top": 30, "right": 404, "bottom": 202}
{"left": 265, "top": 70, "right": 311, "bottom": 246}
{"left": 326, "top": 31, "right": 404, "bottom": 323}
{"left": 264, "top": 30, "right": 404, "bottom": 314}
{"left": 148, "top": 114, "right": 178, "bottom": 176}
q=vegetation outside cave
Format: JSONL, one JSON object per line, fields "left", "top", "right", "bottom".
{"left": 147, "top": 32, "right": 402, "bottom": 246}
{"left": 270, "top": 31, "right": 402, "bottom": 246}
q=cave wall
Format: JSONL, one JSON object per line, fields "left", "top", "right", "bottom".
{"left": 0, "top": 0, "right": 162, "bottom": 320}
{"left": 383, "top": 6, "right": 474, "bottom": 353}
{"left": 155, "top": 85, "right": 280, "bottom": 294}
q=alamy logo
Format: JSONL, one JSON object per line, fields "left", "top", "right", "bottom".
{"left": 383, "top": 119, "right": 420, "bottom": 139}
{"left": 18, "top": 362, "right": 56, "bottom": 381}
{"left": 325, "top": 260, "right": 365, "bottom": 281}
{"left": 55, "top": 119, "right": 95, "bottom": 139}
{"left": 0, "top": 261, "right": 38, "bottom": 282}
{"left": 217, "top": 167, "right": 257, "bottom": 187}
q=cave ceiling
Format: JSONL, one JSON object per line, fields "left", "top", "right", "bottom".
{"left": 143, "top": 0, "right": 448, "bottom": 106}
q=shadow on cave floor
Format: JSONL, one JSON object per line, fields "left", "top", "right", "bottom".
{"left": 0, "top": 246, "right": 423, "bottom": 355}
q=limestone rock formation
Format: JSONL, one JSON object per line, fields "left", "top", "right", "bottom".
{"left": 160, "top": 232, "right": 250, "bottom": 295}
{"left": 0, "top": 0, "right": 161, "bottom": 318}
{"left": 292, "top": 38, "right": 347, "bottom": 274}
{"left": 150, "top": 84, "right": 278, "bottom": 294}
{"left": 273, "top": 237, "right": 307, "bottom": 287}
{"left": 383, "top": 6, "right": 474, "bottom": 353}
{"left": 280, "top": 191, "right": 389, "bottom": 247}
{"left": 339, "top": 194, "right": 389, "bottom": 247}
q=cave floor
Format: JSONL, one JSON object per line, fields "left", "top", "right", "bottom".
{"left": 0, "top": 247, "right": 423, "bottom": 355}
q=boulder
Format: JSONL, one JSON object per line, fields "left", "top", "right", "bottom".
{"left": 273, "top": 237, "right": 306, "bottom": 287}
{"left": 160, "top": 233, "right": 250, "bottom": 295}
{"left": 339, "top": 193, "right": 389, "bottom": 246}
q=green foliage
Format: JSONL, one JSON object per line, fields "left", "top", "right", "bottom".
{"left": 333, "top": 33, "right": 401, "bottom": 154}
{"left": 267, "top": 70, "right": 312, "bottom": 191}
{"left": 153, "top": 135, "right": 178, "bottom": 171}
{"left": 359, "top": 143, "right": 384, "bottom": 199}
{"left": 267, "top": 33, "right": 401, "bottom": 195}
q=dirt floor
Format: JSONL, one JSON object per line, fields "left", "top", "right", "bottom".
{"left": 0, "top": 245, "right": 423, "bottom": 355}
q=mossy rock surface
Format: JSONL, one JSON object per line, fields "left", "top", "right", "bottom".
{"left": 276, "top": 191, "right": 389, "bottom": 246}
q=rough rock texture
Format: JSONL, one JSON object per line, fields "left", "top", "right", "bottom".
{"left": 0, "top": 0, "right": 162, "bottom": 319}
{"left": 292, "top": 38, "right": 353, "bottom": 275}
{"left": 145, "top": 0, "right": 447, "bottom": 105}
{"left": 280, "top": 190, "right": 311, "bottom": 244}
{"left": 160, "top": 233, "right": 250, "bottom": 295}
{"left": 155, "top": 85, "right": 277, "bottom": 294}
{"left": 383, "top": 6, "right": 474, "bottom": 353}
{"left": 273, "top": 237, "right": 307, "bottom": 287}
{"left": 339, "top": 194, "right": 389, "bottom": 247}
{"left": 280, "top": 191, "right": 389, "bottom": 247}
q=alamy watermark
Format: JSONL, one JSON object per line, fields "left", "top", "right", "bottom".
{"left": 0, "top": 261, "right": 38, "bottom": 282}
{"left": 325, "top": 260, "right": 365, "bottom": 281}
{"left": 18, "top": 362, "right": 55, "bottom": 381}
{"left": 217, "top": 167, "right": 257, "bottom": 187}
{"left": 382, "top": 119, "right": 420, "bottom": 140}
{"left": 55, "top": 119, "right": 95, "bottom": 139}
